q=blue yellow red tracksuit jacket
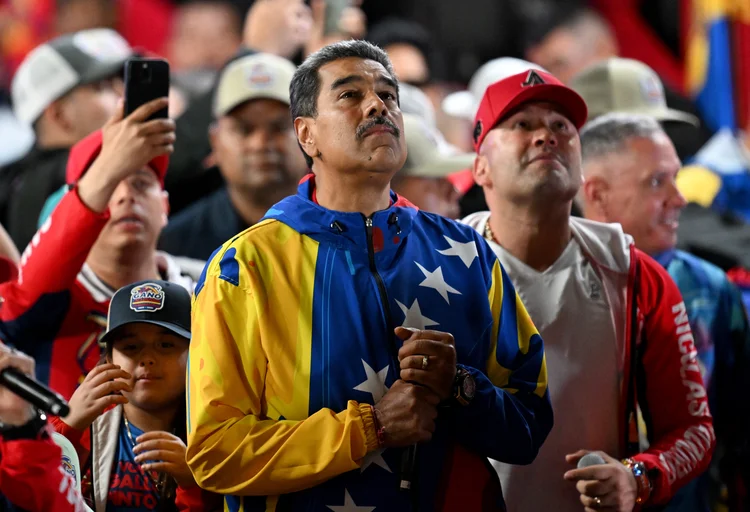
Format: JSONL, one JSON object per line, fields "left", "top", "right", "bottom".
{"left": 186, "top": 177, "right": 553, "bottom": 511}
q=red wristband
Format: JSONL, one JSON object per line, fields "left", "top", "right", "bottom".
{"left": 370, "top": 405, "right": 386, "bottom": 447}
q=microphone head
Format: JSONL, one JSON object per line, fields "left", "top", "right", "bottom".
{"left": 577, "top": 453, "right": 607, "bottom": 469}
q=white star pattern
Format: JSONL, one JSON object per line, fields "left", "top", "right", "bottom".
{"left": 396, "top": 299, "right": 439, "bottom": 330}
{"left": 437, "top": 236, "right": 478, "bottom": 268}
{"left": 326, "top": 489, "right": 376, "bottom": 512}
{"left": 353, "top": 360, "right": 389, "bottom": 403}
{"left": 360, "top": 448, "right": 391, "bottom": 473}
{"left": 415, "top": 262, "right": 462, "bottom": 304}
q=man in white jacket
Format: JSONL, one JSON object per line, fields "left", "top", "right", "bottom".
{"left": 461, "top": 70, "right": 714, "bottom": 511}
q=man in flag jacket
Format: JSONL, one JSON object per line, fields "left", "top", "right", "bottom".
{"left": 186, "top": 40, "right": 553, "bottom": 511}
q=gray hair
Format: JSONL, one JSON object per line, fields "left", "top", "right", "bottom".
{"left": 580, "top": 113, "right": 665, "bottom": 162}
{"left": 290, "top": 40, "right": 398, "bottom": 168}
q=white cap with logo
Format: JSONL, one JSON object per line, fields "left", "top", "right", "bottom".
{"left": 213, "top": 53, "right": 296, "bottom": 117}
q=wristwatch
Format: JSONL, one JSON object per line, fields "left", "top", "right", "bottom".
{"left": 621, "top": 458, "right": 652, "bottom": 506}
{"left": 452, "top": 366, "right": 476, "bottom": 406}
{"left": 0, "top": 408, "right": 49, "bottom": 441}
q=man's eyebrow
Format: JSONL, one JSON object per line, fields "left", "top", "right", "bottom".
{"left": 331, "top": 75, "right": 364, "bottom": 90}
{"left": 330, "top": 74, "right": 398, "bottom": 91}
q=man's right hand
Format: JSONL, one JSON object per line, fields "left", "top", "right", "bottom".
{"left": 64, "top": 363, "right": 131, "bottom": 431}
{"left": 0, "top": 343, "right": 36, "bottom": 426}
{"left": 77, "top": 97, "right": 175, "bottom": 213}
{"left": 373, "top": 379, "right": 439, "bottom": 448}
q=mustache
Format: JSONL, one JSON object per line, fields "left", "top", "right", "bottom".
{"left": 243, "top": 151, "right": 284, "bottom": 166}
{"left": 356, "top": 116, "right": 400, "bottom": 140}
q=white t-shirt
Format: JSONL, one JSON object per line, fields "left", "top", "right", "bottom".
{"left": 491, "top": 239, "right": 621, "bottom": 512}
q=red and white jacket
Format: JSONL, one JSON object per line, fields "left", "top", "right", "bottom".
{"left": 463, "top": 213, "right": 716, "bottom": 506}
{"left": 0, "top": 425, "right": 88, "bottom": 512}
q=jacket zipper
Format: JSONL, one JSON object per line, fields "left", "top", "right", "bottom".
{"left": 364, "top": 216, "right": 398, "bottom": 364}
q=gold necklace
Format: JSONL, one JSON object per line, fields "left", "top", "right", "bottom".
{"left": 484, "top": 221, "right": 496, "bottom": 244}
{"left": 123, "top": 412, "right": 165, "bottom": 493}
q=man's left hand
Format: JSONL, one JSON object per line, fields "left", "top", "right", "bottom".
{"left": 564, "top": 450, "right": 637, "bottom": 512}
{"left": 395, "top": 327, "right": 456, "bottom": 400}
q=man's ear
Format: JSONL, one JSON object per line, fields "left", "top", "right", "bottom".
{"left": 472, "top": 154, "right": 492, "bottom": 188}
{"left": 160, "top": 190, "right": 170, "bottom": 228}
{"left": 41, "top": 98, "right": 74, "bottom": 135}
{"left": 581, "top": 176, "right": 609, "bottom": 220}
{"left": 294, "top": 117, "right": 318, "bottom": 162}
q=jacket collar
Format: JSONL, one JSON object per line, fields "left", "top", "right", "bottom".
{"left": 263, "top": 175, "right": 419, "bottom": 254}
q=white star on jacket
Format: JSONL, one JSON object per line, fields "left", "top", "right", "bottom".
{"left": 327, "top": 489, "right": 376, "bottom": 511}
{"left": 415, "top": 262, "right": 462, "bottom": 304}
{"left": 396, "top": 298, "right": 439, "bottom": 330}
{"left": 437, "top": 236, "right": 478, "bottom": 268}
{"left": 360, "top": 448, "right": 391, "bottom": 473}
{"left": 353, "top": 359, "right": 389, "bottom": 403}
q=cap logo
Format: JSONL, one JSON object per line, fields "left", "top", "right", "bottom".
{"left": 639, "top": 75, "right": 663, "bottom": 105}
{"left": 61, "top": 455, "right": 77, "bottom": 483}
{"left": 473, "top": 120, "right": 483, "bottom": 144}
{"left": 521, "top": 70, "right": 546, "bottom": 87}
{"left": 246, "top": 63, "right": 274, "bottom": 87}
{"left": 130, "top": 283, "right": 165, "bottom": 313}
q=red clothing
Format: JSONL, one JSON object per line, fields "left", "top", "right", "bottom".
{"left": 625, "top": 247, "right": 715, "bottom": 503}
{"left": 0, "top": 189, "right": 110, "bottom": 399}
{"left": 0, "top": 426, "right": 87, "bottom": 511}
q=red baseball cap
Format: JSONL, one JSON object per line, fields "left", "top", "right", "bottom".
{"left": 66, "top": 130, "right": 169, "bottom": 186}
{"left": 472, "top": 69, "right": 588, "bottom": 152}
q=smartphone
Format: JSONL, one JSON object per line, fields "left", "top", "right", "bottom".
{"left": 324, "top": 0, "right": 350, "bottom": 35}
{"left": 124, "top": 58, "right": 170, "bottom": 121}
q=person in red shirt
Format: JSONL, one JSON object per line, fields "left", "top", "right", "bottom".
{"left": 0, "top": 342, "right": 88, "bottom": 511}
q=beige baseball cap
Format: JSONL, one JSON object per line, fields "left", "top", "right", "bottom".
{"left": 570, "top": 58, "right": 699, "bottom": 126}
{"left": 213, "top": 53, "right": 296, "bottom": 117}
{"left": 401, "top": 114, "right": 475, "bottom": 178}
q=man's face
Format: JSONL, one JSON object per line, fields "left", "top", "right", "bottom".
{"left": 525, "top": 27, "right": 609, "bottom": 84}
{"left": 212, "top": 98, "right": 307, "bottom": 198}
{"left": 593, "top": 133, "right": 686, "bottom": 255}
{"left": 392, "top": 176, "right": 460, "bottom": 219}
{"left": 96, "top": 168, "right": 168, "bottom": 252}
{"left": 476, "top": 102, "right": 582, "bottom": 205}
{"left": 385, "top": 43, "right": 429, "bottom": 86}
{"left": 109, "top": 323, "right": 189, "bottom": 411}
{"left": 62, "top": 78, "right": 121, "bottom": 142}
{"left": 168, "top": 2, "right": 241, "bottom": 71}
{"left": 298, "top": 57, "right": 406, "bottom": 177}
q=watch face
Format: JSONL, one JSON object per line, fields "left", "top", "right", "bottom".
{"left": 462, "top": 374, "right": 476, "bottom": 399}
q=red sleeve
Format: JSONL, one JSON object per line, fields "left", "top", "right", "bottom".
{"left": 633, "top": 251, "right": 716, "bottom": 504}
{"left": 50, "top": 415, "right": 91, "bottom": 466}
{"left": 0, "top": 427, "right": 87, "bottom": 512}
{"left": 0, "top": 188, "right": 109, "bottom": 344}
{"left": 175, "top": 484, "right": 224, "bottom": 511}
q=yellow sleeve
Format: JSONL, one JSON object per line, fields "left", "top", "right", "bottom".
{"left": 186, "top": 245, "right": 379, "bottom": 496}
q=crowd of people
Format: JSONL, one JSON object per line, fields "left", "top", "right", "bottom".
{"left": 0, "top": 1, "right": 749, "bottom": 511}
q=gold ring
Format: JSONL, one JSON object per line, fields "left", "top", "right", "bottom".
{"left": 593, "top": 497, "right": 602, "bottom": 506}
{"left": 421, "top": 355, "right": 429, "bottom": 370}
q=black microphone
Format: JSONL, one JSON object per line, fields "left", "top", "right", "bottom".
{"left": 0, "top": 367, "right": 70, "bottom": 417}
{"left": 400, "top": 444, "right": 418, "bottom": 490}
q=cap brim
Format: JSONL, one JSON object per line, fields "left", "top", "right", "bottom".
{"left": 214, "top": 90, "right": 290, "bottom": 118}
{"left": 409, "top": 153, "right": 476, "bottom": 179}
{"left": 502, "top": 84, "right": 589, "bottom": 130}
{"left": 100, "top": 320, "right": 191, "bottom": 346}
{"left": 442, "top": 90, "right": 478, "bottom": 119}
{"left": 645, "top": 107, "right": 700, "bottom": 127}
{"left": 78, "top": 57, "right": 130, "bottom": 86}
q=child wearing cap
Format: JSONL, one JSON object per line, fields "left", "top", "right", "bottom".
{"left": 50, "top": 280, "right": 219, "bottom": 511}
